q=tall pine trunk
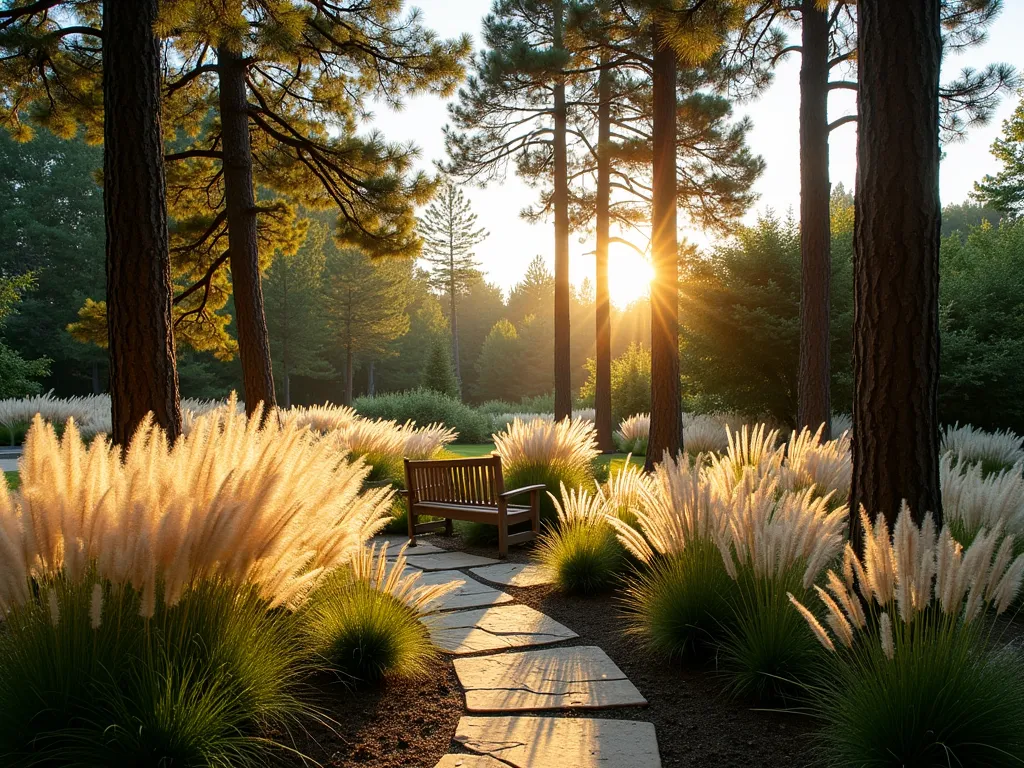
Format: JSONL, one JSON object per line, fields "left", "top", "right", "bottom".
{"left": 594, "top": 55, "right": 614, "bottom": 453}
{"left": 850, "top": 0, "right": 943, "bottom": 544}
{"left": 217, "top": 43, "right": 276, "bottom": 417}
{"left": 103, "top": 0, "right": 181, "bottom": 446}
{"left": 552, "top": 0, "right": 572, "bottom": 422}
{"left": 797, "top": 0, "right": 832, "bottom": 438}
{"left": 450, "top": 269, "right": 461, "bottom": 392}
{"left": 344, "top": 344, "right": 354, "bottom": 406}
{"left": 645, "top": 22, "right": 682, "bottom": 471}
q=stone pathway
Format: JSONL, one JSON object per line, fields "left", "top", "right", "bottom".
{"left": 469, "top": 562, "right": 554, "bottom": 587}
{"left": 454, "top": 646, "right": 646, "bottom": 713}
{"left": 374, "top": 534, "right": 661, "bottom": 767}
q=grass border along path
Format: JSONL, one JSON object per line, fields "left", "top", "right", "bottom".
{"left": 4, "top": 471, "right": 19, "bottom": 490}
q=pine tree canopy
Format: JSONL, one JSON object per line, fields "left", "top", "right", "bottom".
{"left": 974, "top": 90, "right": 1024, "bottom": 217}
{"left": 0, "top": 0, "right": 471, "bottom": 358}
{"left": 418, "top": 181, "right": 488, "bottom": 297}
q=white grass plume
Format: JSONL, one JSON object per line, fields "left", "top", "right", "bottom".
{"left": 791, "top": 504, "right": 1024, "bottom": 655}
{"left": 783, "top": 425, "right": 852, "bottom": 502}
{"left": 941, "top": 423, "right": 1024, "bottom": 469}
{"left": 940, "top": 454, "right": 1024, "bottom": 538}
{"left": 0, "top": 396, "right": 392, "bottom": 615}
{"left": 682, "top": 413, "right": 730, "bottom": 455}
{"left": 493, "top": 417, "right": 599, "bottom": 475}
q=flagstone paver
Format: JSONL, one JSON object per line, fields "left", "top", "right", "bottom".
{"left": 434, "top": 755, "right": 508, "bottom": 768}
{"left": 430, "top": 604, "right": 577, "bottom": 654}
{"left": 453, "top": 646, "right": 647, "bottom": 712}
{"left": 469, "top": 562, "right": 554, "bottom": 587}
{"left": 415, "top": 570, "right": 513, "bottom": 613}
{"left": 404, "top": 552, "right": 501, "bottom": 571}
{"left": 453, "top": 715, "right": 662, "bottom": 768}
{"left": 376, "top": 534, "right": 446, "bottom": 555}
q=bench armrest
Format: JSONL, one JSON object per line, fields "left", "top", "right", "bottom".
{"left": 500, "top": 484, "right": 547, "bottom": 499}
{"left": 398, "top": 489, "right": 409, "bottom": 497}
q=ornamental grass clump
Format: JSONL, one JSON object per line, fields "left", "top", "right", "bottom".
{"left": 493, "top": 416, "right": 600, "bottom": 521}
{"left": 614, "top": 413, "right": 649, "bottom": 455}
{"left": 940, "top": 453, "right": 1024, "bottom": 546}
{"left": 715, "top": 474, "right": 847, "bottom": 701}
{"left": 305, "top": 543, "right": 451, "bottom": 684}
{"left": 704, "top": 423, "right": 784, "bottom": 499}
{"left": 682, "top": 413, "right": 730, "bottom": 455}
{"left": 782, "top": 425, "right": 852, "bottom": 504}
{"left": 536, "top": 483, "right": 624, "bottom": 595}
{"left": 941, "top": 422, "right": 1024, "bottom": 475}
{"left": 611, "top": 454, "right": 734, "bottom": 656}
{"left": 790, "top": 505, "right": 1024, "bottom": 767}
{"left": 0, "top": 402, "right": 392, "bottom": 764}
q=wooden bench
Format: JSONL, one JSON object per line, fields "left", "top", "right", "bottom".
{"left": 403, "top": 455, "right": 544, "bottom": 557}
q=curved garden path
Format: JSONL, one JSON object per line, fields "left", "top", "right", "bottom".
{"left": 379, "top": 535, "right": 663, "bottom": 768}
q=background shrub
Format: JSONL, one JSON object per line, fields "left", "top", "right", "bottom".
{"left": 354, "top": 388, "right": 492, "bottom": 443}
{"left": 579, "top": 342, "right": 651, "bottom": 424}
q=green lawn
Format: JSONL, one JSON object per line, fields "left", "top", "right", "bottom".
{"left": 445, "top": 443, "right": 496, "bottom": 457}
{"left": 595, "top": 453, "right": 645, "bottom": 475}
{"left": 4, "top": 471, "right": 19, "bottom": 490}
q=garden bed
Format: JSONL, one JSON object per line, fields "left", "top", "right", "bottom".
{"left": 309, "top": 531, "right": 816, "bottom": 768}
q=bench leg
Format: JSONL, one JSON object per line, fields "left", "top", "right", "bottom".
{"left": 497, "top": 504, "right": 508, "bottom": 558}
{"left": 407, "top": 500, "right": 417, "bottom": 547}
{"left": 445, "top": 517, "right": 454, "bottom": 537}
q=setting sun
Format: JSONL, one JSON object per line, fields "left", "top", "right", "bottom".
{"left": 607, "top": 244, "right": 654, "bottom": 307}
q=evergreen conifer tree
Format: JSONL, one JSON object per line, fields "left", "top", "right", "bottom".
{"left": 418, "top": 181, "right": 488, "bottom": 389}
{"left": 974, "top": 91, "right": 1024, "bottom": 217}
{"left": 421, "top": 336, "right": 461, "bottom": 398}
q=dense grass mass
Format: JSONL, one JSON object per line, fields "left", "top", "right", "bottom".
{"left": 3, "top": 471, "right": 16, "bottom": 489}
{"left": 810, "top": 619, "right": 1024, "bottom": 767}
{"left": 0, "top": 579, "right": 306, "bottom": 767}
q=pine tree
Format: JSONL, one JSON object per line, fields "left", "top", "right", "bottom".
{"left": 421, "top": 336, "right": 461, "bottom": 398}
{"left": 0, "top": 274, "right": 50, "bottom": 398}
{"left": 324, "top": 245, "right": 411, "bottom": 406}
{"left": 974, "top": 91, "right": 1024, "bottom": 217}
{"left": 850, "top": 0, "right": 943, "bottom": 540}
{"left": 418, "top": 181, "right": 488, "bottom": 390}
{"left": 263, "top": 218, "right": 335, "bottom": 407}
{"left": 733, "top": 0, "right": 1013, "bottom": 436}
{"left": 444, "top": 0, "right": 578, "bottom": 421}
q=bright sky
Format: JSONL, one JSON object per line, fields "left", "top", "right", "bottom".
{"left": 370, "top": 0, "right": 1024, "bottom": 306}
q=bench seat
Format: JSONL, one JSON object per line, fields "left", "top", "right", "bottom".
{"left": 403, "top": 455, "right": 543, "bottom": 557}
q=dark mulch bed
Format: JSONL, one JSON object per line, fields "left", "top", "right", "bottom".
{"left": 285, "top": 660, "right": 463, "bottom": 767}
{"left": 286, "top": 530, "right": 818, "bottom": 767}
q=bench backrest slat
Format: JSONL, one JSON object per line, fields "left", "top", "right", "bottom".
{"left": 404, "top": 455, "right": 504, "bottom": 507}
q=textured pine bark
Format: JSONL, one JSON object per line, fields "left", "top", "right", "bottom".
{"left": 594, "top": 58, "right": 614, "bottom": 453}
{"left": 797, "top": 0, "right": 832, "bottom": 438}
{"left": 850, "top": 0, "right": 943, "bottom": 544}
{"left": 218, "top": 43, "right": 277, "bottom": 417}
{"left": 645, "top": 23, "right": 682, "bottom": 472}
{"left": 552, "top": 0, "right": 572, "bottom": 422}
{"left": 103, "top": 0, "right": 181, "bottom": 446}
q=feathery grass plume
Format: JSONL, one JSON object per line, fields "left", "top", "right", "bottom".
{"left": 601, "top": 459, "right": 654, "bottom": 528}
{"left": 0, "top": 396, "right": 392, "bottom": 615}
{"left": 305, "top": 543, "right": 446, "bottom": 683}
{"left": 704, "top": 423, "right": 784, "bottom": 499}
{"left": 536, "top": 483, "right": 624, "bottom": 594}
{"left": 493, "top": 416, "right": 600, "bottom": 520}
{"left": 782, "top": 425, "right": 852, "bottom": 503}
{"left": 830, "top": 413, "right": 852, "bottom": 436}
{"left": 941, "top": 422, "right": 1024, "bottom": 475}
{"left": 791, "top": 505, "right": 1024, "bottom": 765}
{"left": 791, "top": 505, "right": 1024, "bottom": 652}
{"left": 279, "top": 401, "right": 358, "bottom": 433}
{"left": 611, "top": 454, "right": 734, "bottom": 656}
{"left": 490, "top": 408, "right": 596, "bottom": 434}
{"left": 614, "top": 413, "right": 650, "bottom": 455}
{"left": 681, "top": 412, "right": 730, "bottom": 455}
{"left": 398, "top": 421, "right": 457, "bottom": 460}
{"left": 716, "top": 475, "right": 846, "bottom": 702}
{"left": 719, "top": 475, "right": 847, "bottom": 589}
{"left": 940, "top": 453, "right": 1024, "bottom": 545}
